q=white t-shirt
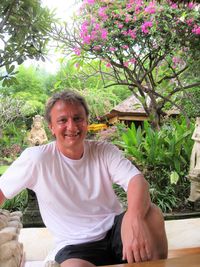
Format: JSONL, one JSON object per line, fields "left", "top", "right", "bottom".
{"left": 0, "top": 140, "right": 140, "bottom": 254}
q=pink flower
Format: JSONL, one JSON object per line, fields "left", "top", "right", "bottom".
{"left": 118, "top": 23, "right": 123, "bottom": 29}
{"left": 109, "top": 47, "right": 116, "bottom": 52}
{"left": 129, "top": 58, "right": 136, "bottom": 64}
{"left": 101, "top": 29, "right": 108, "bottom": 39}
{"left": 98, "top": 7, "right": 108, "bottom": 20}
{"left": 93, "top": 46, "right": 101, "bottom": 51}
{"left": 171, "top": 3, "right": 178, "bottom": 9}
{"left": 192, "top": 26, "right": 200, "bottom": 35}
{"left": 84, "top": 0, "right": 95, "bottom": 4}
{"left": 128, "top": 29, "right": 137, "bottom": 39}
{"left": 73, "top": 47, "right": 81, "bottom": 56}
{"left": 188, "top": 2, "right": 195, "bottom": 9}
{"left": 106, "top": 62, "right": 111, "bottom": 68}
{"left": 74, "top": 63, "right": 80, "bottom": 69}
{"left": 122, "top": 31, "right": 128, "bottom": 36}
{"left": 82, "top": 35, "right": 91, "bottom": 44}
{"left": 125, "top": 15, "right": 131, "bottom": 23}
{"left": 122, "top": 45, "right": 129, "bottom": 49}
{"left": 145, "top": 2, "right": 156, "bottom": 14}
{"left": 141, "top": 21, "right": 153, "bottom": 34}
{"left": 186, "top": 18, "right": 194, "bottom": 26}
{"left": 123, "top": 61, "right": 129, "bottom": 67}
{"left": 94, "top": 23, "right": 101, "bottom": 30}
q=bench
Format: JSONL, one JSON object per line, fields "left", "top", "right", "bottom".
{"left": 19, "top": 218, "right": 200, "bottom": 266}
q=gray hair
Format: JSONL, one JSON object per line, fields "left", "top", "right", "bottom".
{"left": 45, "top": 90, "right": 89, "bottom": 123}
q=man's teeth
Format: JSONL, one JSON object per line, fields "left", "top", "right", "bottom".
{"left": 65, "top": 133, "right": 79, "bottom": 137}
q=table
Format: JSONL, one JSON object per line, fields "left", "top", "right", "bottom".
{"left": 102, "top": 253, "right": 200, "bottom": 267}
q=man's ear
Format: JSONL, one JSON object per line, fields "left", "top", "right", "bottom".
{"left": 48, "top": 123, "right": 55, "bottom": 136}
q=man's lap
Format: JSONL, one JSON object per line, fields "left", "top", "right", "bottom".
{"left": 55, "top": 212, "right": 127, "bottom": 266}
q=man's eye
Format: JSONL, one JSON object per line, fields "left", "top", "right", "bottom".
{"left": 74, "top": 117, "right": 83, "bottom": 122}
{"left": 58, "top": 119, "right": 66, "bottom": 124}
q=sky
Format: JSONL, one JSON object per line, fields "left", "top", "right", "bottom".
{"left": 42, "top": 0, "right": 76, "bottom": 20}
{"left": 25, "top": 0, "right": 78, "bottom": 73}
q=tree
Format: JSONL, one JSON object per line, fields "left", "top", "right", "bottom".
{"left": 53, "top": 0, "right": 200, "bottom": 129}
{"left": 0, "top": 0, "right": 54, "bottom": 86}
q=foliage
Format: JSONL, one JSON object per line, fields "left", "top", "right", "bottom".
{"left": 119, "top": 118, "right": 193, "bottom": 174}
{"left": 52, "top": 60, "right": 130, "bottom": 122}
{"left": 0, "top": 0, "right": 55, "bottom": 86}
{"left": 178, "top": 87, "right": 200, "bottom": 118}
{"left": 0, "top": 189, "right": 28, "bottom": 212}
{"left": 0, "top": 65, "right": 50, "bottom": 116}
{"left": 116, "top": 117, "right": 194, "bottom": 212}
{"left": 0, "top": 165, "right": 8, "bottom": 175}
{"left": 0, "top": 96, "right": 25, "bottom": 134}
{"left": 54, "top": 0, "right": 200, "bottom": 128}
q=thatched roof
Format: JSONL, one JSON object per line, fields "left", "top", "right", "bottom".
{"left": 111, "top": 95, "right": 146, "bottom": 116}
{"left": 102, "top": 95, "right": 180, "bottom": 122}
{"left": 104, "top": 95, "right": 148, "bottom": 121}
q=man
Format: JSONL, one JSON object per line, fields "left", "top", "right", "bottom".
{"left": 0, "top": 90, "right": 168, "bottom": 267}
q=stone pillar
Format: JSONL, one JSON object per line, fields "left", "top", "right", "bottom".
{"left": 188, "top": 117, "right": 200, "bottom": 202}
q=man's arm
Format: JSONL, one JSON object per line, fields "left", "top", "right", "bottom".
{"left": 0, "top": 189, "right": 6, "bottom": 205}
{"left": 121, "top": 174, "right": 152, "bottom": 263}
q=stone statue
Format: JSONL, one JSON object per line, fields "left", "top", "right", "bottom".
{"left": 188, "top": 117, "right": 200, "bottom": 202}
{"left": 24, "top": 115, "right": 48, "bottom": 227}
{"left": 27, "top": 115, "right": 48, "bottom": 146}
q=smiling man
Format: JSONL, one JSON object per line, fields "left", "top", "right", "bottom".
{"left": 0, "top": 90, "right": 168, "bottom": 267}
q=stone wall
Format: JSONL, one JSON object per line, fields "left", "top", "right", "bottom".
{"left": 0, "top": 209, "right": 24, "bottom": 267}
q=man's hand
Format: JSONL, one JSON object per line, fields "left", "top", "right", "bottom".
{"left": 121, "top": 211, "right": 152, "bottom": 263}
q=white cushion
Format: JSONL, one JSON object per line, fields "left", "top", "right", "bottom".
{"left": 19, "top": 218, "right": 200, "bottom": 262}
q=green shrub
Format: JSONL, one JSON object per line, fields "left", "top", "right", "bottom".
{"left": 0, "top": 190, "right": 28, "bottom": 212}
{"left": 115, "top": 117, "right": 194, "bottom": 212}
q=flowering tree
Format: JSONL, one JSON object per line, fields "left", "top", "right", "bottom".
{"left": 53, "top": 0, "right": 200, "bottom": 128}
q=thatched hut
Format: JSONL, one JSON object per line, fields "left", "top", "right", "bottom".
{"left": 101, "top": 95, "right": 180, "bottom": 127}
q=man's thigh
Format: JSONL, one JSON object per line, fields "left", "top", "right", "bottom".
{"left": 55, "top": 236, "right": 115, "bottom": 266}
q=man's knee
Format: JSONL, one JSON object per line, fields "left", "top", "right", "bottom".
{"left": 146, "top": 204, "right": 168, "bottom": 259}
{"left": 60, "top": 258, "right": 95, "bottom": 267}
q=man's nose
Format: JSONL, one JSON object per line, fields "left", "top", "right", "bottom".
{"left": 66, "top": 118, "right": 77, "bottom": 129}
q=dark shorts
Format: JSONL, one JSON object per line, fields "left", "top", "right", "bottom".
{"left": 55, "top": 212, "right": 127, "bottom": 266}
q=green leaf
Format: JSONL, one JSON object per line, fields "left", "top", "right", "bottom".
{"left": 170, "top": 171, "right": 179, "bottom": 185}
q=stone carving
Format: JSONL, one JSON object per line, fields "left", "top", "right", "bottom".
{"left": 24, "top": 115, "right": 47, "bottom": 227}
{"left": 188, "top": 117, "right": 200, "bottom": 202}
{"left": 27, "top": 115, "right": 48, "bottom": 146}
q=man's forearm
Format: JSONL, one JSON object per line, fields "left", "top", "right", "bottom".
{"left": 126, "top": 174, "right": 151, "bottom": 219}
{"left": 0, "top": 190, "right": 5, "bottom": 206}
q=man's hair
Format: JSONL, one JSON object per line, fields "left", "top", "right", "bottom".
{"left": 45, "top": 90, "right": 89, "bottom": 123}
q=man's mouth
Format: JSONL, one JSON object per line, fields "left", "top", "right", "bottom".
{"left": 64, "top": 132, "right": 80, "bottom": 137}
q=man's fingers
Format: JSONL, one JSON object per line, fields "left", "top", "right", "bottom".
{"left": 139, "top": 246, "right": 148, "bottom": 262}
{"left": 126, "top": 246, "right": 135, "bottom": 263}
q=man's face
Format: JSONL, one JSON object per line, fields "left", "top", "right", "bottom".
{"left": 49, "top": 100, "right": 88, "bottom": 159}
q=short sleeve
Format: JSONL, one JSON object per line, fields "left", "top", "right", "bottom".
{"left": 102, "top": 142, "right": 141, "bottom": 191}
{"left": 0, "top": 148, "right": 36, "bottom": 199}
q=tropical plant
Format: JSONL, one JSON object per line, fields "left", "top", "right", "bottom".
{"left": 119, "top": 118, "right": 193, "bottom": 174}
{"left": 0, "top": 190, "right": 28, "bottom": 212}
{"left": 53, "top": 0, "right": 200, "bottom": 128}
{"left": 115, "top": 117, "right": 194, "bottom": 212}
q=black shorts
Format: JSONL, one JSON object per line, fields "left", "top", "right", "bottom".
{"left": 55, "top": 212, "right": 127, "bottom": 266}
